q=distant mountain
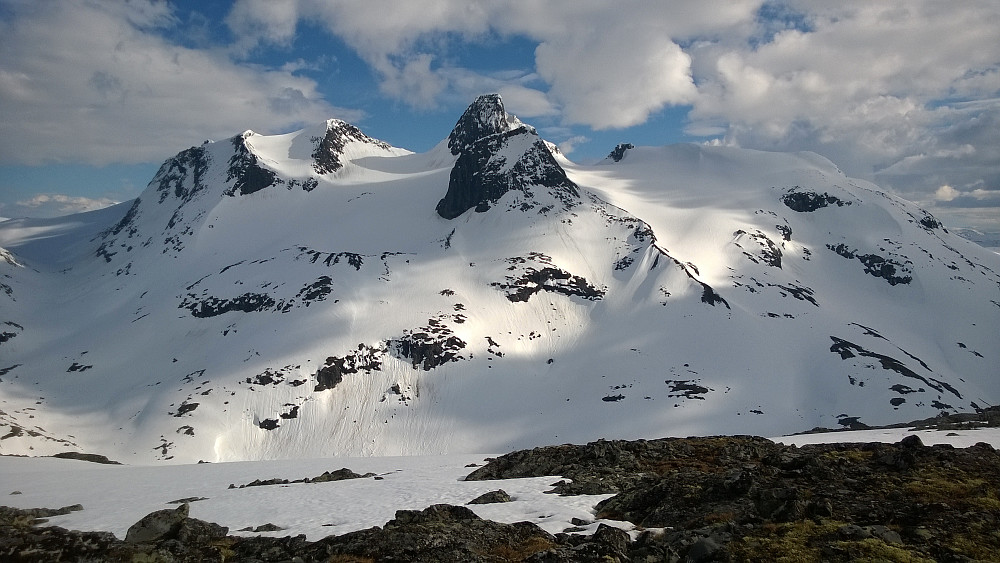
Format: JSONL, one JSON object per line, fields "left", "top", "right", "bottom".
{"left": 1, "top": 95, "right": 997, "bottom": 463}
{"left": 954, "top": 228, "right": 1000, "bottom": 250}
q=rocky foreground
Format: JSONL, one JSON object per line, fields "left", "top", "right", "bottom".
{"left": 3, "top": 434, "right": 1000, "bottom": 562}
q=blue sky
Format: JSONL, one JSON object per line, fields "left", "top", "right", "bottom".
{"left": 1, "top": 1, "right": 998, "bottom": 231}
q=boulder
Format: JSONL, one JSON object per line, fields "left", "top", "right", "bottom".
{"left": 467, "top": 489, "right": 512, "bottom": 504}
{"left": 124, "top": 503, "right": 189, "bottom": 544}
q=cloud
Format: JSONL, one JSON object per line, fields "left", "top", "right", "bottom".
{"left": 690, "top": 3, "right": 1000, "bottom": 165}
{"left": 226, "top": 0, "right": 756, "bottom": 130}
{"left": 5, "top": 194, "right": 119, "bottom": 218}
{"left": 534, "top": 26, "right": 695, "bottom": 129}
{"left": 557, "top": 136, "right": 590, "bottom": 155}
{"left": 0, "top": 0, "right": 356, "bottom": 166}
{"left": 934, "top": 185, "right": 960, "bottom": 202}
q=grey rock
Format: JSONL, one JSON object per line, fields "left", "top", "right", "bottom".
{"left": 838, "top": 524, "right": 872, "bottom": 540}
{"left": 686, "top": 536, "right": 722, "bottom": 562}
{"left": 124, "top": 503, "right": 189, "bottom": 544}
{"left": 592, "top": 523, "right": 630, "bottom": 555}
{"left": 468, "top": 489, "right": 512, "bottom": 504}
{"left": 868, "top": 525, "right": 903, "bottom": 544}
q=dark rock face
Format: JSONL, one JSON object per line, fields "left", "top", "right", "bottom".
{"left": 312, "top": 120, "right": 392, "bottom": 174}
{"left": 314, "top": 343, "right": 385, "bottom": 392}
{"left": 96, "top": 200, "right": 141, "bottom": 262}
{"left": 828, "top": 336, "right": 962, "bottom": 399}
{"left": 607, "top": 143, "right": 634, "bottom": 162}
{"left": 492, "top": 253, "right": 604, "bottom": 302}
{"left": 223, "top": 134, "right": 277, "bottom": 197}
{"left": 180, "top": 292, "right": 276, "bottom": 318}
{"left": 918, "top": 213, "right": 942, "bottom": 230}
{"left": 447, "top": 93, "right": 513, "bottom": 156}
{"left": 391, "top": 320, "right": 467, "bottom": 371}
{"left": 734, "top": 229, "right": 783, "bottom": 268}
{"left": 781, "top": 189, "right": 851, "bottom": 212}
{"left": 154, "top": 146, "right": 212, "bottom": 206}
{"left": 827, "top": 243, "right": 913, "bottom": 285}
{"left": 436, "top": 94, "right": 580, "bottom": 219}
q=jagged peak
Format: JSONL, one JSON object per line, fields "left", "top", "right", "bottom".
{"left": 448, "top": 94, "right": 529, "bottom": 155}
{"left": 436, "top": 97, "right": 579, "bottom": 220}
{"left": 312, "top": 119, "right": 393, "bottom": 175}
{"left": 607, "top": 143, "right": 634, "bottom": 163}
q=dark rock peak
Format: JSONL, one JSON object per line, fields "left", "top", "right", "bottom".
{"left": 312, "top": 120, "right": 391, "bottom": 175}
{"left": 447, "top": 94, "right": 526, "bottom": 155}
{"left": 436, "top": 126, "right": 580, "bottom": 219}
{"left": 151, "top": 145, "right": 211, "bottom": 206}
{"left": 437, "top": 102, "right": 580, "bottom": 219}
{"left": 224, "top": 133, "right": 277, "bottom": 197}
{"left": 608, "top": 143, "right": 634, "bottom": 162}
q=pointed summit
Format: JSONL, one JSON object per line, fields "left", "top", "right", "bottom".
{"left": 447, "top": 94, "right": 527, "bottom": 155}
{"left": 436, "top": 94, "right": 579, "bottom": 219}
{"left": 312, "top": 119, "right": 393, "bottom": 175}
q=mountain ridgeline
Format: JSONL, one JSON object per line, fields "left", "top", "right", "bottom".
{"left": 0, "top": 95, "right": 997, "bottom": 463}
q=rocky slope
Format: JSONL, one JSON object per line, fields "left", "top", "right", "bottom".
{"left": 4, "top": 431, "right": 999, "bottom": 562}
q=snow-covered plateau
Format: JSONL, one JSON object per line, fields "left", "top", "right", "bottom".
{"left": 0, "top": 94, "right": 998, "bottom": 465}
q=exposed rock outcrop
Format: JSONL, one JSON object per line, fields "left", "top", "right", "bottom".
{"left": 4, "top": 434, "right": 1000, "bottom": 561}
{"left": 436, "top": 94, "right": 580, "bottom": 219}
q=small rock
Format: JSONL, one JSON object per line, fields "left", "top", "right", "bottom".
{"left": 389, "top": 504, "right": 481, "bottom": 526}
{"left": 838, "top": 524, "right": 872, "bottom": 540}
{"left": 868, "top": 525, "right": 903, "bottom": 544}
{"left": 51, "top": 452, "right": 121, "bottom": 464}
{"left": 176, "top": 516, "right": 228, "bottom": 543}
{"left": 310, "top": 468, "right": 375, "bottom": 482}
{"left": 686, "top": 536, "right": 722, "bottom": 562}
{"left": 239, "top": 523, "right": 285, "bottom": 532}
{"left": 167, "top": 496, "right": 208, "bottom": 504}
{"left": 592, "top": 523, "right": 630, "bottom": 555}
{"left": 468, "top": 489, "right": 513, "bottom": 505}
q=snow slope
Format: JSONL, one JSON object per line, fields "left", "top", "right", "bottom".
{"left": 1, "top": 95, "right": 997, "bottom": 463}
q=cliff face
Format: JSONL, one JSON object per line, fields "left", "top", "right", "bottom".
{"left": 436, "top": 94, "right": 579, "bottom": 219}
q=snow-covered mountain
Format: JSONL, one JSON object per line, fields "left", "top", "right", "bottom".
{"left": 1, "top": 95, "right": 997, "bottom": 463}
{"left": 954, "top": 228, "right": 1000, "bottom": 252}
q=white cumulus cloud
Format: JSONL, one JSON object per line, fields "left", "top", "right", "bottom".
{"left": 0, "top": 0, "right": 354, "bottom": 166}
